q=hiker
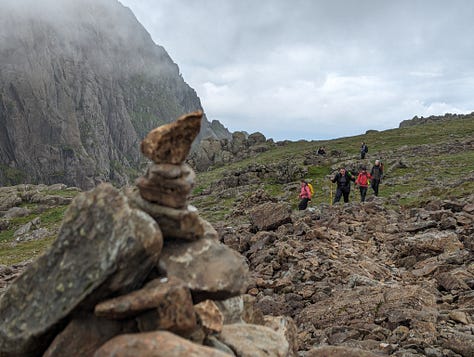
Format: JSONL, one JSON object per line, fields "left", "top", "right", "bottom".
{"left": 298, "top": 179, "right": 312, "bottom": 210}
{"left": 317, "top": 146, "right": 326, "bottom": 155}
{"left": 370, "top": 159, "right": 384, "bottom": 196}
{"left": 355, "top": 166, "right": 372, "bottom": 202}
{"left": 330, "top": 167, "right": 355, "bottom": 203}
{"left": 360, "top": 142, "right": 368, "bottom": 159}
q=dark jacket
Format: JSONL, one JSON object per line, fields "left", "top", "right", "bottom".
{"left": 332, "top": 172, "right": 355, "bottom": 190}
{"left": 370, "top": 165, "right": 383, "bottom": 180}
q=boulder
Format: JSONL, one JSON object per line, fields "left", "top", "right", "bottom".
{"left": 248, "top": 202, "right": 292, "bottom": 232}
{"left": 0, "top": 184, "right": 163, "bottom": 356}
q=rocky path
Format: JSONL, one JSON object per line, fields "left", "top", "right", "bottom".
{"left": 220, "top": 193, "right": 474, "bottom": 356}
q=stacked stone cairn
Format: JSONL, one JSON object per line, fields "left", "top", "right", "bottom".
{"left": 0, "top": 111, "right": 297, "bottom": 356}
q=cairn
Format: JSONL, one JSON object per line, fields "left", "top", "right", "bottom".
{"left": 0, "top": 111, "right": 297, "bottom": 357}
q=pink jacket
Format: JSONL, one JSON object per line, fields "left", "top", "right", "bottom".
{"left": 299, "top": 184, "right": 311, "bottom": 199}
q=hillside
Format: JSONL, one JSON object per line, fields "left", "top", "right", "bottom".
{"left": 0, "top": 0, "right": 229, "bottom": 189}
{"left": 0, "top": 115, "right": 473, "bottom": 356}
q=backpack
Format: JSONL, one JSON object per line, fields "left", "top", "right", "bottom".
{"left": 307, "top": 183, "right": 315, "bottom": 196}
{"left": 365, "top": 145, "right": 369, "bottom": 153}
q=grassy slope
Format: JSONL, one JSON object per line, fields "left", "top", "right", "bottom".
{"left": 192, "top": 116, "right": 474, "bottom": 223}
{"left": 1, "top": 116, "right": 473, "bottom": 264}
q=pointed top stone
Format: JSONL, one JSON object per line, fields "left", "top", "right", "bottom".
{"left": 141, "top": 111, "right": 203, "bottom": 164}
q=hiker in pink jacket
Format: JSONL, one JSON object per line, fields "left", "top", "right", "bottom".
{"left": 298, "top": 179, "right": 312, "bottom": 210}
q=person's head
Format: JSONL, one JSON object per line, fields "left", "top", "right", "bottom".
{"left": 361, "top": 166, "right": 367, "bottom": 172}
{"left": 301, "top": 179, "right": 307, "bottom": 186}
{"left": 375, "top": 159, "right": 380, "bottom": 166}
{"left": 339, "top": 167, "right": 346, "bottom": 174}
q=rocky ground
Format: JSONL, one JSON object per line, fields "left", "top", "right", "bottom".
{"left": 215, "top": 190, "right": 474, "bottom": 356}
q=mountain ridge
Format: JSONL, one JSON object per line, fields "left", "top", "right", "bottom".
{"left": 0, "top": 0, "right": 230, "bottom": 189}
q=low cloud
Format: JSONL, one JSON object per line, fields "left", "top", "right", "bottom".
{"left": 121, "top": 0, "right": 474, "bottom": 140}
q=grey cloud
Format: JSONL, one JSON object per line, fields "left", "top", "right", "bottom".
{"left": 120, "top": 1, "right": 474, "bottom": 139}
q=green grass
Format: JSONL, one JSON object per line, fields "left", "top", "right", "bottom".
{"left": 0, "top": 236, "right": 56, "bottom": 265}
{"left": 192, "top": 115, "right": 474, "bottom": 219}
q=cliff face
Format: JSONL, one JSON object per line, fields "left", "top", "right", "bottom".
{"left": 0, "top": 0, "right": 229, "bottom": 189}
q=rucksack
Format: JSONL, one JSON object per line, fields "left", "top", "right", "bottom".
{"left": 365, "top": 145, "right": 369, "bottom": 153}
{"left": 307, "top": 183, "right": 315, "bottom": 196}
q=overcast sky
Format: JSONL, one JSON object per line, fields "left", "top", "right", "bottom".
{"left": 119, "top": 0, "right": 474, "bottom": 141}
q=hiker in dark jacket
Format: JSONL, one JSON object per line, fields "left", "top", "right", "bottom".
{"left": 360, "top": 142, "right": 368, "bottom": 159}
{"left": 330, "top": 167, "right": 355, "bottom": 203}
{"left": 370, "top": 159, "right": 384, "bottom": 196}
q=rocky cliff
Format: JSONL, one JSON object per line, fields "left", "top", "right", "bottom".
{"left": 399, "top": 112, "right": 474, "bottom": 128}
{"left": 0, "top": 0, "right": 229, "bottom": 189}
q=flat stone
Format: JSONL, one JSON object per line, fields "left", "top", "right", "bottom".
{"left": 95, "top": 276, "right": 192, "bottom": 320}
{"left": 136, "top": 163, "right": 196, "bottom": 208}
{"left": 248, "top": 202, "right": 292, "bottom": 232}
{"left": 141, "top": 111, "right": 203, "bottom": 164}
{"left": 160, "top": 237, "right": 249, "bottom": 302}
{"left": 94, "top": 330, "right": 232, "bottom": 357}
{"left": 125, "top": 186, "right": 205, "bottom": 240}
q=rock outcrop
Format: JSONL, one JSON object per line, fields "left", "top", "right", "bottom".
{"left": 0, "top": 113, "right": 296, "bottom": 356}
{"left": 0, "top": 0, "right": 230, "bottom": 189}
{"left": 187, "top": 131, "right": 275, "bottom": 171}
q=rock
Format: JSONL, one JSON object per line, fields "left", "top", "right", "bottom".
{"left": 248, "top": 202, "right": 292, "bottom": 232}
{"left": 436, "top": 272, "right": 471, "bottom": 292}
{"left": 0, "top": 184, "right": 163, "bottom": 356}
{"left": 94, "top": 330, "right": 232, "bottom": 357}
{"left": 215, "top": 295, "right": 265, "bottom": 325}
{"left": 43, "top": 314, "right": 136, "bottom": 357}
{"left": 141, "top": 111, "right": 203, "bottom": 164}
{"left": 306, "top": 346, "right": 380, "bottom": 357}
{"left": 125, "top": 186, "right": 205, "bottom": 240}
{"left": 448, "top": 310, "right": 470, "bottom": 325}
{"left": 204, "top": 335, "right": 236, "bottom": 356}
{"left": 136, "top": 163, "right": 196, "bottom": 208}
{"left": 160, "top": 237, "right": 249, "bottom": 302}
{"left": 263, "top": 315, "right": 299, "bottom": 356}
{"left": 2, "top": 206, "right": 31, "bottom": 219}
{"left": 217, "top": 323, "right": 291, "bottom": 357}
{"left": 0, "top": 188, "right": 22, "bottom": 211}
{"left": 438, "top": 329, "right": 474, "bottom": 357}
{"left": 95, "top": 276, "right": 192, "bottom": 320}
{"left": 194, "top": 300, "right": 224, "bottom": 334}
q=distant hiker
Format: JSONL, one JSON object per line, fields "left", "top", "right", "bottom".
{"left": 317, "top": 146, "right": 326, "bottom": 155}
{"left": 370, "top": 159, "right": 384, "bottom": 196}
{"left": 360, "top": 142, "right": 369, "bottom": 159}
{"left": 330, "top": 168, "right": 355, "bottom": 204}
{"left": 355, "top": 166, "right": 372, "bottom": 202}
{"left": 298, "top": 179, "right": 312, "bottom": 210}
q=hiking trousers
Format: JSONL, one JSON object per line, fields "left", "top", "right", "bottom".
{"left": 334, "top": 188, "right": 350, "bottom": 203}
{"left": 299, "top": 197, "right": 310, "bottom": 210}
{"left": 359, "top": 186, "right": 368, "bottom": 202}
{"left": 371, "top": 179, "right": 380, "bottom": 196}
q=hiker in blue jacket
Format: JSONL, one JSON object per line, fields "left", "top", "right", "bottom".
{"left": 330, "top": 167, "right": 356, "bottom": 203}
